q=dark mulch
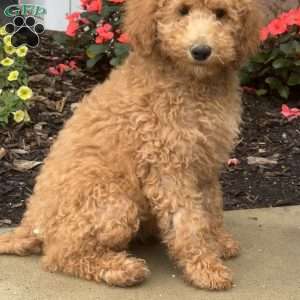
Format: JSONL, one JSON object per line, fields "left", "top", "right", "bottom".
{"left": 0, "top": 32, "right": 299, "bottom": 226}
{"left": 222, "top": 96, "right": 300, "bottom": 210}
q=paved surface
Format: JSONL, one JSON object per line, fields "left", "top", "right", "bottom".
{"left": 0, "top": 206, "right": 300, "bottom": 300}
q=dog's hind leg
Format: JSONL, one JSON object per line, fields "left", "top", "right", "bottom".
{"left": 40, "top": 186, "right": 150, "bottom": 287}
{"left": 42, "top": 248, "right": 150, "bottom": 287}
{"left": 0, "top": 223, "right": 42, "bottom": 256}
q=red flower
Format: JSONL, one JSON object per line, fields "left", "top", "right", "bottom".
{"left": 117, "top": 33, "right": 129, "bottom": 44}
{"left": 96, "top": 23, "right": 114, "bottom": 44}
{"left": 260, "top": 8, "right": 300, "bottom": 42}
{"left": 48, "top": 61, "right": 78, "bottom": 76}
{"left": 227, "top": 158, "right": 240, "bottom": 167}
{"left": 66, "top": 20, "right": 79, "bottom": 37}
{"left": 57, "top": 64, "right": 70, "bottom": 74}
{"left": 109, "top": 0, "right": 125, "bottom": 3}
{"left": 281, "top": 104, "right": 300, "bottom": 120}
{"left": 68, "top": 60, "right": 78, "bottom": 69}
{"left": 66, "top": 12, "right": 81, "bottom": 37}
{"left": 66, "top": 12, "right": 81, "bottom": 21}
{"left": 48, "top": 67, "right": 60, "bottom": 76}
{"left": 242, "top": 86, "right": 256, "bottom": 95}
{"left": 260, "top": 27, "right": 270, "bottom": 42}
{"left": 81, "top": 18, "right": 90, "bottom": 25}
{"left": 267, "top": 18, "right": 288, "bottom": 36}
{"left": 81, "top": 0, "right": 102, "bottom": 13}
{"left": 280, "top": 8, "right": 300, "bottom": 26}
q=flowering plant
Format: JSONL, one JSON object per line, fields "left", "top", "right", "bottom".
{"left": 0, "top": 26, "right": 32, "bottom": 126}
{"left": 48, "top": 60, "right": 78, "bottom": 76}
{"left": 55, "top": 0, "right": 129, "bottom": 69}
{"left": 241, "top": 8, "right": 300, "bottom": 100}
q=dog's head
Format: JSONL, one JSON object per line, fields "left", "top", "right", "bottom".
{"left": 124, "top": 0, "right": 263, "bottom": 77}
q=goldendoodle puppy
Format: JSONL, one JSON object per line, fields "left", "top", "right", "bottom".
{"left": 0, "top": 0, "right": 262, "bottom": 290}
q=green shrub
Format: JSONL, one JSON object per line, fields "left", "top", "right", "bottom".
{"left": 241, "top": 8, "right": 300, "bottom": 100}
{"left": 0, "top": 26, "right": 32, "bottom": 126}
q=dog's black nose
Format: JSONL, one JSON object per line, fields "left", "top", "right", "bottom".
{"left": 190, "top": 45, "right": 212, "bottom": 61}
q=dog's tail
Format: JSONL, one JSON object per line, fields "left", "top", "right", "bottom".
{"left": 0, "top": 225, "right": 42, "bottom": 256}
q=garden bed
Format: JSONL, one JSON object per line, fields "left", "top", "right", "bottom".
{"left": 0, "top": 32, "right": 299, "bottom": 226}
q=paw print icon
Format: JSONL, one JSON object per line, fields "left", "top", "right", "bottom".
{"left": 5, "top": 16, "right": 45, "bottom": 48}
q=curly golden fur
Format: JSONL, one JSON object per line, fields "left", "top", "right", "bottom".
{"left": 0, "top": 0, "right": 262, "bottom": 290}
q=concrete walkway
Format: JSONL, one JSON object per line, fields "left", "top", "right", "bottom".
{"left": 0, "top": 206, "right": 300, "bottom": 300}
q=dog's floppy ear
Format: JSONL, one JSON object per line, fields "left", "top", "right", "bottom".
{"left": 123, "top": 0, "right": 158, "bottom": 56}
{"left": 236, "top": 0, "right": 263, "bottom": 64}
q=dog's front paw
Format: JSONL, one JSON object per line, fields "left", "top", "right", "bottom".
{"left": 216, "top": 231, "right": 240, "bottom": 259}
{"left": 183, "top": 257, "right": 233, "bottom": 290}
{"left": 221, "top": 238, "right": 240, "bottom": 260}
{"left": 101, "top": 257, "right": 151, "bottom": 287}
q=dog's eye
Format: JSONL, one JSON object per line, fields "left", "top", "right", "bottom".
{"left": 179, "top": 4, "right": 190, "bottom": 16}
{"left": 214, "top": 8, "right": 227, "bottom": 19}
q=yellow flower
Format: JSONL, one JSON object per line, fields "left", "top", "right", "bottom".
{"left": 16, "top": 46, "right": 28, "bottom": 57}
{"left": 7, "top": 70, "right": 19, "bottom": 81}
{"left": 0, "top": 26, "right": 7, "bottom": 36}
{"left": 1, "top": 57, "right": 14, "bottom": 67}
{"left": 17, "top": 86, "right": 33, "bottom": 101}
{"left": 4, "top": 44, "right": 15, "bottom": 55}
{"left": 12, "top": 110, "right": 25, "bottom": 123}
{"left": 24, "top": 110, "right": 31, "bottom": 122}
{"left": 86, "top": 48, "right": 96, "bottom": 59}
{"left": 3, "top": 35, "right": 12, "bottom": 46}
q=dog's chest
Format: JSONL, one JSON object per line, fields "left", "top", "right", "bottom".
{"left": 134, "top": 83, "right": 242, "bottom": 183}
{"left": 151, "top": 89, "right": 241, "bottom": 172}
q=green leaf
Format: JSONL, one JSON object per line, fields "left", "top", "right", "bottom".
{"left": 280, "top": 42, "right": 294, "bottom": 55}
{"left": 239, "top": 71, "right": 251, "bottom": 86}
{"left": 265, "top": 48, "right": 280, "bottom": 63}
{"left": 0, "top": 114, "right": 9, "bottom": 125}
{"left": 87, "top": 44, "right": 107, "bottom": 56}
{"left": 87, "top": 14, "right": 102, "bottom": 23}
{"left": 272, "top": 58, "right": 291, "bottom": 69}
{"left": 252, "top": 52, "right": 268, "bottom": 63}
{"left": 287, "top": 72, "right": 300, "bottom": 86}
{"left": 110, "top": 57, "right": 122, "bottom": 66}
{"left": 102, "top": 5, "right": 121, "bottom": 18}
{"left": 245, "top": 61, "right": 261, "bottom": 73}
{"left": 280, "top": 40, "right": 300, "bottom": 56}
{"left": 256, "top": 89, "right": 267, "bottom": 96}
{"left": 114, "top": 43, "right": 130, "bottom": 57}
{"left": 292, "top": 40, "right": 300, "bottom": 53}
{"left": 278, "top": 34, "right": 291, "bottom": 44}
{"left": 278, "top": 86, "right": 290, "bottom": 99}
{"left": 258, "top": 66, "right": 271, "bottom": 77}
{"left": 86, "top": 55, "right": 102, "bottom": 68}
{"left": 265, "top": 77, "right": 283, "bottom": 90}
{"left": 80, "top": 12, "right": 89, "bottom": 18}
{"left": 80, "top": 11, "right": 102, "bottom": 23}
{"left": 275, "top": 68, "right": 289, "bottom": 81}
